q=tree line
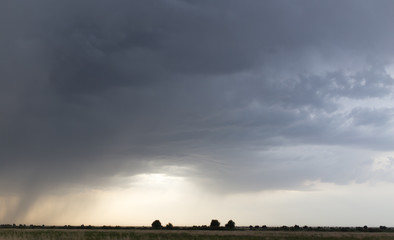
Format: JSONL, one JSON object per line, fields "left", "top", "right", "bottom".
{"left": 1, "top": 223, "right": 393, "bottom": 232}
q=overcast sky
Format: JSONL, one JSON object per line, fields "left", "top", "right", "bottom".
{"left": 2, "top": 0, "right": 394, "bottom": 227}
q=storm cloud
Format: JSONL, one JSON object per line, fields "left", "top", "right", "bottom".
{"left": 1, "top": 0, "right": 394, "bottom": 224}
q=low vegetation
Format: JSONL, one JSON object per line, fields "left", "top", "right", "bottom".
{"left": 2, "top": 229, "right": 394, "bottom": 240}
{"left": 1, "top": 221, "right": 394, "bottom": 240}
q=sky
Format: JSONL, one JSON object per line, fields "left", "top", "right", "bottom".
{"left": 1, "top": 0, "right": 394, "bottom": 227}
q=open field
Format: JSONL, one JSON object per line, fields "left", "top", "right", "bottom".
{"left": 2, "top": 229, "right": 394, "bottom": 240}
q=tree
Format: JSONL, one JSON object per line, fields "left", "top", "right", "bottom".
{"left": 225, "top": 220, "right": 235, "bottom": 230}
{"left": 165, "top": 223, "right": 173, "bottom": 229}
{"left": 210, "top": 219, "right": 220, "bottom": 229}
{"left": 151, "top": 220, "right": 162, "bottom": 229}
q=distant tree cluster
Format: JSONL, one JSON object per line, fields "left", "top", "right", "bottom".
{"left": 150, "top": 219, "right": 235, "bottom": 230}
{"left": 208, "top": 219, "right": 236, "bottom": 229}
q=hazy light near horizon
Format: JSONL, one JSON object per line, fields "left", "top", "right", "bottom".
{"left": 5, "top": 179, "right": 394, "bottom": 227}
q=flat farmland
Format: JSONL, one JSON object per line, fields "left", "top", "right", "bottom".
{"left": 1, "top": 229, "right": 394, "bottom": 240}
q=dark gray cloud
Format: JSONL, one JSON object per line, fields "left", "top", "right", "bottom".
{"left": 2, "top": 0, "right": 394, "bottom": 221}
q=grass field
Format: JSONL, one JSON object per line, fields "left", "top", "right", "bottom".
{"left": 2, "top": 229, "right": 394, "bottom": 240}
